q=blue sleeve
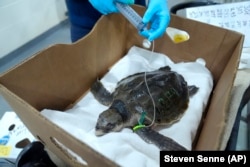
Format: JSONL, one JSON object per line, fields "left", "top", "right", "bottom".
{"left": 65, "top": 0, "right": 145, "bottom": 42}
{"left": 65, "top": 0, "right": 102, "bottom": 42}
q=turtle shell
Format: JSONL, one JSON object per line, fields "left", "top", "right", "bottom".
{"left": 110, "top": 66, "right": 192, "bottom": 126}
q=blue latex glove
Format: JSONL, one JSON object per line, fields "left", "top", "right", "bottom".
{"left": 89, "top": 0, "right": 135, "bottom": 15}
{"left": 140, "top": 0, "right": 170, "bottom": 41}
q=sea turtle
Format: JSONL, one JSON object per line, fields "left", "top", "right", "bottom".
{"left": 91, "top": 66, "right": 198, "bottom": 150}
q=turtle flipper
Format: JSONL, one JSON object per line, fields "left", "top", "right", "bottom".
{"left": 134, "top": 127, "right": 187, "bottom": 151}
{"left": 91, "top": 80, "right": 113, "bottom": 106}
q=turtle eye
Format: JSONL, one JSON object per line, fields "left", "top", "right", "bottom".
{"left": 106, "top": 123, "right": 115, "bottom": 130}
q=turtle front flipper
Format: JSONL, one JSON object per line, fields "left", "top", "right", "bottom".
{"left": 90, "top": 80, "right": 113, "bottom": 106}
{"left": 134, "top": 127, "right": 187, "bottom": 151}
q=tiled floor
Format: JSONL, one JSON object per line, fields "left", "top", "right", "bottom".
{"left": 0, "top": 20, "right": 71, "bottom": 119}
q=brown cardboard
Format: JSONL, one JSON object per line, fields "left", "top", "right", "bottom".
{"left": 0, "top": 6, "right": 244, "bottom": 166}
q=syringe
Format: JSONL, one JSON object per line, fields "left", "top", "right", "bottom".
{"left": 115, "top": 2, "right": 190, "bottom": 46}
{"left": 115, "top": 2, "right": 147, "bottom": 32}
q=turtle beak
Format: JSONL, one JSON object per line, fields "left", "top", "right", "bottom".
{"left": 95, "top": 121, "right": 117, "bottom": 136}
{"left": 95, "top": 126, "right": 105, "bottom": 136}
{"left": 94, "top": 108, "right": 124, "bottom": 136}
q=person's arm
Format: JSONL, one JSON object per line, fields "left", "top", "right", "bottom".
{"left": 89, "top": 0, "right": 170, "bottom": 41}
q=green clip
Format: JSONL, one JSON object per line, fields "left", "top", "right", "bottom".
{"left": 138, "top": 111, "right": 146, "bottom": 125}
{"left": 133, "top": 111, "right": 147, "bottom": 132}
{"left": 133, "top": 124, "right": 146, "bottom": 132}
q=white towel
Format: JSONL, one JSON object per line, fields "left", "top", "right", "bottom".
{"left": 41, "top": 46, "right": 213, "bottom": 167}
{"left": 239, "top": 47, "right": 250, "bottom": 69}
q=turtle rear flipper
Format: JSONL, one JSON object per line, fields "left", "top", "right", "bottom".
{"left": 134, "top": 127, "right": 187, "bottom": 151}
{"left": 91, "top": 80, "right": 113, "bottom": 106}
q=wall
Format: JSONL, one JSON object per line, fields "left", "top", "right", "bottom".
{"left": 0, "top": 0, "right": 67, "bottom": 58}
{"left": 0, "top": 0, "right": 245, "bottom": 59}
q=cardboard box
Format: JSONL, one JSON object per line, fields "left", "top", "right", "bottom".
{"left": 0, "top": 6, "right": 244, "bottom": 167}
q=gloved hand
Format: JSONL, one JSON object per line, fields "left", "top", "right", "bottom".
{"left": 89, "top": 0, "right": 134, "bottom": 15}
{"left": 140, "top": 0, "right": 170, "bottom": 41}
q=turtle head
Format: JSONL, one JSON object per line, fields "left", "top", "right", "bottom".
{"left": 95, "top": 109, "right": 124, "bottom": 136}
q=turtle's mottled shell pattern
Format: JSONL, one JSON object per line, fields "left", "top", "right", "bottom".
{"left": 108, "top": 66, "right": 190, "bottom": 126}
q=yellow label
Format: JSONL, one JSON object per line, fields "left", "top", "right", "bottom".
{"left": 0, "top": 145, "right": 12, "bottom": 157}
{"left": 173, "top": 34, "right": 189, "bottom": 43}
